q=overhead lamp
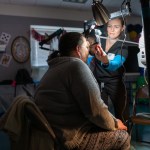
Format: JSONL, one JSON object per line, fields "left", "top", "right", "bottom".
{"left": 92, "top": 0, "right": 131, "bottom": 26}
{"left": 63, "top": 0, "right": 88, "bottom": 3}
{"left": 92, "top": 0, "right": 110, "bottom": 26}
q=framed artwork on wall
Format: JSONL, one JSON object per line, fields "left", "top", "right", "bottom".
{"left": 0, "top": 32, "right": 11, "bottom": 52}
{"left": 11, "top": 36, "right": 30, "bottom": 63}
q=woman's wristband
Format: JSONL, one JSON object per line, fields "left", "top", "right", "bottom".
{"left": 103, "top": 62, "right": 109, "bottom": 65}
{"left": 102, "top": 62, "right": 109, "bottom": 68}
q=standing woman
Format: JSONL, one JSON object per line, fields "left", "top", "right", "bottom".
{"left": 88, "top": 17, "right": 128, "bottom": 122}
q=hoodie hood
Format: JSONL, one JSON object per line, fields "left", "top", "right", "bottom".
{"left": 47, "top": 56, "right": 82, "bottom": 67}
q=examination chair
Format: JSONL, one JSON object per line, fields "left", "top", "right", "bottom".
{"left": 129, "top": 84, "right": 150, "bottom": 143}
{"left": 0, "top": 95, "right": 65, "bottom": 150}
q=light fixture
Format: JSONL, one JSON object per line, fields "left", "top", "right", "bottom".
{"left": 63, "top": 0, "right": 88, "bottom": 3}
{"left": 92, "top": 0, "right": 110, "bottom": 26}
{"left": 110, "top": 0, "right": 131, "bottom": 19}
{"left": 92, "top": 0, "right": 131, "bottom": 26}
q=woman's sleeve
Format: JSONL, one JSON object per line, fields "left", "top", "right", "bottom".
{"left": 102, "top": 45, "right": 128, "bottom": 71}
{"left": 69, "top": 60, "right": 117, "bottom": 130}
{"left": 103, "top": 55, "right": 126, "bottom": 71}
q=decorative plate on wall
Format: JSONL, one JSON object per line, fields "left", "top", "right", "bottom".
{"left": 11, "top": 36, "right": 30, "bottom": 63}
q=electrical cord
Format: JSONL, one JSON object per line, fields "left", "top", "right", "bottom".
{"left": 144, "top": 68, "right": 148, "bottom": 85}
{"left": 119, "top": 0, "right": 129, "bottom": 124}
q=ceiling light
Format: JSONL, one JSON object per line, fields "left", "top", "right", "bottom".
{"left": 63, "top": 0, "right": 88, "bottom": 3}
{"left": 92, "top": 0, "right": 110, "bottom": 26}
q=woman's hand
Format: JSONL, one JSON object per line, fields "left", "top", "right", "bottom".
{"left": 116, "top": 119, "right": 127, "bottom": 131}
{"left": 94, "top": 44, "right": 109, "bottom": 64}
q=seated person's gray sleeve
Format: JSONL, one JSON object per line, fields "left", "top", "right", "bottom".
{"left": 69, "top": 60, "right": 117, "bottom": 130}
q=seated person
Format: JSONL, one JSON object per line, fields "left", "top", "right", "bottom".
{"left": 34, "top": 32, "right": 130, "bottom": 150}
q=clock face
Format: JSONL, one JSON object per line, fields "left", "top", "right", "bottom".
{"left": 11, "top": 36, "right": 30, "bottom": 63}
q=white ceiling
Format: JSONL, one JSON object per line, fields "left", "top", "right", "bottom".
{"left": 0, "top": 0, "right": 142, "bottom": 16}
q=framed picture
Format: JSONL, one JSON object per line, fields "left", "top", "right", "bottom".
{"left": 11, "top": 36, "right": 30, "bottom": 63}
{"left": 0, "top": 53, "right": 12, "bottom": 67}
{"left": 0, "top": 32, "right": 11, "bottom": 52}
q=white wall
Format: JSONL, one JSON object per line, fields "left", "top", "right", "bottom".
{"left": 0, "top": 3, "right": 93, "bottom": 21}
{"left": 0, "top": 3, "right": 142, "bottom": 24}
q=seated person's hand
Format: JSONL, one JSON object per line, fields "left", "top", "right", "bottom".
{"left": 116, "top": 119, "right": 127, "bottom": 131}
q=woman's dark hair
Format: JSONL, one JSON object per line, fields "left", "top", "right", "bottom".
{"left": 118, "top": 17, "right": 125, "bottom": 26}
{"left": 49, "top": 32, "right": 84, "bottom": 59}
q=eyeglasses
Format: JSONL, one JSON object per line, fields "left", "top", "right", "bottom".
{"left": 90, "top": 42, "right": 99, "bottom": 48}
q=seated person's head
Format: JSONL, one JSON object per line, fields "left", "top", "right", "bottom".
{"left": 49, "top": 32, "right": 90, "bottom": 63}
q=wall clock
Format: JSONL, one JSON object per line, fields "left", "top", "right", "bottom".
{"left": 11, "top": 36, "right": 30, "bottom": 63}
